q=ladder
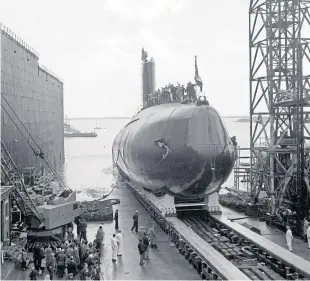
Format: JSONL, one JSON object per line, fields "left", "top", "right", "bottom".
{"left": 1, "top": 141, "right": 43, "bottom": 225}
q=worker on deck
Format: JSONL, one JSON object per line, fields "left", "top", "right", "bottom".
{"left": 303, "top": 218, "right": 309, "bottom": 242}
{"left": 114, "top": 209, "right": 119, "bottom": 229}
{"left": 111, "top": 234, "right": 118, "bottom": 262}
{"left": 116, "top": 229, "right": 123, "bottom": 256}
{"left": 131, "top": 211, "right": 139, "bottom": 232}
{"left": 286, "top": 225, "right": 293, "bottom": 252}
{"left": 186, "top": 82, "right": 196, "bottom": 102}
{"left": 176, "top": 84, "right": 185, "bottom": 101}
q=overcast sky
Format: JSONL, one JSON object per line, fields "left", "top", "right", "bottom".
{"left": 1, "top": 0, "right": 249, "bottom": 118}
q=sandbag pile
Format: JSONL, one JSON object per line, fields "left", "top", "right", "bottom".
{"left": 219, "top": 192, "right": 250, "bottom": 213}
{"left": 79, "top": 199, "right": 120, "bottom": 221}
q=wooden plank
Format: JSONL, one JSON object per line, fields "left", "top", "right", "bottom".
{"left": 212, "top": 214, "right": 310, "bottom": 280}
{"left": 242, "top": 268, "right": 259, "bottom": 280}
{"left": 167, "top": 217, "right": 250, "bottom": 280}
{"left": 260, "top": 265, "right": 284, "bottom": 280}
{"left": 251, "top": 268, "right": 270, "bottom": 280}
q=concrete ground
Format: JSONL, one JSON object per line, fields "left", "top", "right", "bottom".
{"left": 221, "top": 206, "right": 310, "bottom": 262}
{"left": 99, "top": 185, "right": 200, "bottom": 280}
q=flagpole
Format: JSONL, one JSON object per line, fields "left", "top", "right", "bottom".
{"left": 194, "top": 55, "right": 205, "bottom": 98}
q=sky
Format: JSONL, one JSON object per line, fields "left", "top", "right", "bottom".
{"left": 0, "top": 0, "right": 250, "bottom": 118}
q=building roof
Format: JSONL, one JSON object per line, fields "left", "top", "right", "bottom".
{"left": 0, "top": 186, "right": 14, "bottom": 198}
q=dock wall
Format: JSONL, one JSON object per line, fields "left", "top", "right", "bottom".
{"left": 0, "top": 24, "right": 64, "bottom": 172}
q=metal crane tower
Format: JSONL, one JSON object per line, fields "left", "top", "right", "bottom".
{"left": 249, "top": 0, "right": 310, "bottom": 234}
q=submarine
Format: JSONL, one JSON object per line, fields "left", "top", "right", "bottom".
{"left": 112, "top": 49, "right": 237, "bottom": 214}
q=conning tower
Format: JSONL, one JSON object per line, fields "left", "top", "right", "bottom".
{"left": 141, "top": 48, "right": 155, "bottom": 108}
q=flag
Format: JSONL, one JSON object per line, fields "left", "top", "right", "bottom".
{"left": 194, "top": 55, "right": 203, "bottom": 91}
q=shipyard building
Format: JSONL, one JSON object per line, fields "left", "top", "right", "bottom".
{"left": 0, "top": 24, "right": 64, "bottom": 172}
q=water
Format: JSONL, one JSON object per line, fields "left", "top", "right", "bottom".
{"left": 64, "top": 117, "right": 251, "bottom": 200}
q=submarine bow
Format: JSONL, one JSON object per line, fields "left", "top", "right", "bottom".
{"left": 112, "top": 102, "right": 237, "bottom": 199}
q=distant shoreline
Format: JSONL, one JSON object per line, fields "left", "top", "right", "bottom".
{"left": 67, "top": 117, "right": 131, "bottom": 120}
{"left": 67, "top": 116, "right": 249, "bottom": 120}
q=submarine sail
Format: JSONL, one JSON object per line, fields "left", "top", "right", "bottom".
{"left": 112, "top": 49, "right": 237, "bottom": 212}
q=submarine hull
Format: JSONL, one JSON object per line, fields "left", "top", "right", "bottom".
{"left": 112, "top": 102, "right": 237, "bottom": 200}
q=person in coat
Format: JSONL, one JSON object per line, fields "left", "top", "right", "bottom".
{"left": 66, "top": 244, "right": 74, "bottom": 258}
{"left": 32, "top": 242, "right": 42, "bottom": 271}
{"left": 96, "top": 225, "right": 104, "bottom": 250}
{"left": 73, "top": 244, "right": 80, "bottom": 268}
{"left": 116, "top": 229, "right": 122, "bottom": 256}
{"left": 138, "top": 239, "right": 145, "bottom": 266}
{"left": 114, "top": 209, "right": 119, "bottom": 229}
{"left": 111, "top": 234, "right": 118, "bottom": 262}
{"left": 303, "top": 218, "right": 309, "bottom": 242}
{"left": 138, "top": 226, "right": 144, "bottom": 240}
{"left": 93, "top": 267, "right": 101, "bottom": 280}
{"left": 149, "top": 225, "right": 158, "bottom": 249}
{"left": 56, "top": 250, "right": 66, "bottom": 278}
{"left": 286, "top": 225, "right": 293, "bottom": 252}
{"left": 307, "top": 225, "right": 310, "bottom": 249}
{"left": 66, "top": 256, "right": 77, "bottom": 276}
{"left": 21, "top": 248, "right": 28, "bottom": 270}
{"left": 143, "top": 232, "right": 150, "bottom": 260}
{"left": 131, "top": 211, "right": 139, "bottom": 232}
{"left": 80, "top": 219, "right": 88, "bottom": 242}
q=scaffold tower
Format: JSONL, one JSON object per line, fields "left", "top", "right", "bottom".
{"left": 249, "top": 0, "right": 310, "bottom": 233}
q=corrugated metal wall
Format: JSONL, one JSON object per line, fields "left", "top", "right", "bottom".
{"left": 1, "top": 27, "right": 64, "bottom": 172}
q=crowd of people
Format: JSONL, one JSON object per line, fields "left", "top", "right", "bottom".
{"left": 25, "top": 217, "right": 104, "bottom": 280}
{"left": 145, "top": 81, "right": 200, "bottom": 108}
{"left": 22, "top": 209, "right": 159, "bottom": 280}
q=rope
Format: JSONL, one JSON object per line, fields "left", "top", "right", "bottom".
{"left": 93, "top": 175, "right": 118, "bottom": 202}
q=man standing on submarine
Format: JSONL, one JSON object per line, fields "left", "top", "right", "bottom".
{"left": 131, "top": 211, "right": 139, "bottom": 232}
